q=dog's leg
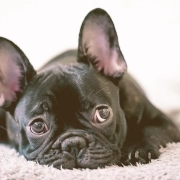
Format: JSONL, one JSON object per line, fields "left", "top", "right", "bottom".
{"left": 121, "top": 109, "right": 180, "bottom": 165}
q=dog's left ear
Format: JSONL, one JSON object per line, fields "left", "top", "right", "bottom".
{"left": 77, "top": 8, "right": 127, "bottom": 78}
{"left": 0, "top": 37, "right": 36, "bottom": 113}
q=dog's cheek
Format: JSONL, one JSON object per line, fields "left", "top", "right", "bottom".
{"left": 113, "top": 109, "right": 127, "bottom": 147}
{"left": 93, "top": 117, "right": 117, "bottom": 143}
{"left": 107, "top": 112, "right": 127, "bottom": 146}
{"left": 120, "top": 113, "right": 127, "bottom": 145}
{"left": 19, "top": 128, "right": 48, "bottom": 154}
{"left": 27, "top": 136, "right": 46, "bottom": 149}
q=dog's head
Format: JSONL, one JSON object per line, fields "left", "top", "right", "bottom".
{"left": 0, "top": 8, "right": 127, "bottom": 169}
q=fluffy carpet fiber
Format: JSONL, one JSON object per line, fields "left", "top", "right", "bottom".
{"left": 0, "top": 143, "right": 180, "bottom": 180}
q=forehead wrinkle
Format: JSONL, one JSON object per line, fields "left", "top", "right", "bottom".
{"left": 29, "top": 97, "right": 53, "bottom": 116}
{"left": 54, "top": 64, "right": 78, "bottom": 77}
{"left": 53, "top": 64, "right": 87, "bottom": 87}
{"left": 30, "top": 103, "right": 39, "bottom": 114}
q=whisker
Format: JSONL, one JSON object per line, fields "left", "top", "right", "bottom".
{"left": 90, "top": 86, "right": 107, "bottom": 100}
{"left": 87, "top": 90, "right": 95, "bottom": 99}
{"left": 120, "top": 154, "right": 128, "bottom": 158}
{"left": 120, "top": 146, "right": 128, "bottom": 150}
{"left": 0, "top": 125, "right": 7, "bottom": 131}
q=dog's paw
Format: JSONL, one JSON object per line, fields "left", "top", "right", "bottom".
{"left": 121, "top": 145, "right": 160, "bottom": 165}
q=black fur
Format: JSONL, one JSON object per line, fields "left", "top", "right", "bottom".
{"left": 0, "top": 8, "right": 179, "bottom": 169}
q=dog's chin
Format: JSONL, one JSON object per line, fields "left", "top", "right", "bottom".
{"left": 37, "top": 146, "right": 121, "bottom": 169}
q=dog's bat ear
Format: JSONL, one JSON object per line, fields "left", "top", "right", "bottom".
{"left": 77, "top": 8, "right": 127, "bottom": 78}
{"left": 0, "top": 37, "right": 36, "bottom": 113}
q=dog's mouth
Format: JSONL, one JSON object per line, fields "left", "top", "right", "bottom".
{"left": 36, "top": 131, "right": 121, "bottom": 169}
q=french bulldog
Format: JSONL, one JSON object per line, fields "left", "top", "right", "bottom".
{"left": 0, "top": 8, "right": 180, "bottom": 169}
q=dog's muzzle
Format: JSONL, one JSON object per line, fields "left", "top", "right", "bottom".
{"left": 37, "top": 131, "right": 121, "bottom": 169}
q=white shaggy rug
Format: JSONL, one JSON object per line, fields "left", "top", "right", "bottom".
{"left": 0, "top": 143, "right": 180, "bottom": 180}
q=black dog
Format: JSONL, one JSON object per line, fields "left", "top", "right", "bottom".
{"left": 0, "top": 8, "right": 180, "bottom": 169}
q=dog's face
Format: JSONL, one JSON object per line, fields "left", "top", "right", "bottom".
{"left": 0, "top": 8, "right": 127, "bottom": 169}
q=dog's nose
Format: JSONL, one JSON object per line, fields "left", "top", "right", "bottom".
{"left": 61, "top": 136, "right": 87, "bottom": 156}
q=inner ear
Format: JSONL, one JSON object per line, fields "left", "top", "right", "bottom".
{"left": 0, "top": 37, "right": 36, "bottom": 113}
{"left": 77, "top": 8, "right": 127, "bottom": 78}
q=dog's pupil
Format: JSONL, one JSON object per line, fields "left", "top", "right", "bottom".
{"left": 98, "top": 108, "right": 109, "bottom": 119}
{"left": 32, "top": 122, "right": 44, "bottom": 132}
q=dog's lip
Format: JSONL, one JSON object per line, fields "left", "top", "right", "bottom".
{"left": 77, "top": 148, "right": 112, "bottom": 159}
{"left": 39, "top": 147, "right": 114, "bottom": 169}
{"left": 76, "top": 147, "right": 114, "bottom": 168}
{"left": 36, "top": 135, "right": 121, "bottom": 169}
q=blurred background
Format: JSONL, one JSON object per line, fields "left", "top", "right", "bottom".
{"left": 0, "top": 0, "right": 180, "bottom": 113}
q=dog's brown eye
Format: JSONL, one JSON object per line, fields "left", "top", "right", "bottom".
{"left": 30, "top": 120, "right": 48, "bottom": 135}
{"left": 94, "top": 107, "right": 110, "bottom": 123}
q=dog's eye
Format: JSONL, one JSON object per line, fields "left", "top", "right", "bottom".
{"left": 30, "top": 120, "right": 48, "bottom": 135}
{"left": 94, "top": 107, "right": 110, "bottom": 123}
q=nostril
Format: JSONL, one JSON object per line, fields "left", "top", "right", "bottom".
{"left": 61, "top": 136, "right": 87, "bottom": 155}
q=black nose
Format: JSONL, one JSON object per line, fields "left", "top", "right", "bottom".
{"left": 61, "top": 136, "right": 87, "bottom": 156}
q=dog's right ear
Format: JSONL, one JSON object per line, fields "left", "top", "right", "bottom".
{"left": 77, "top": 8, "right": 127, "bottom": 79}
{"left": 0, "top": 37, "right": 36, "bottom": 113}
